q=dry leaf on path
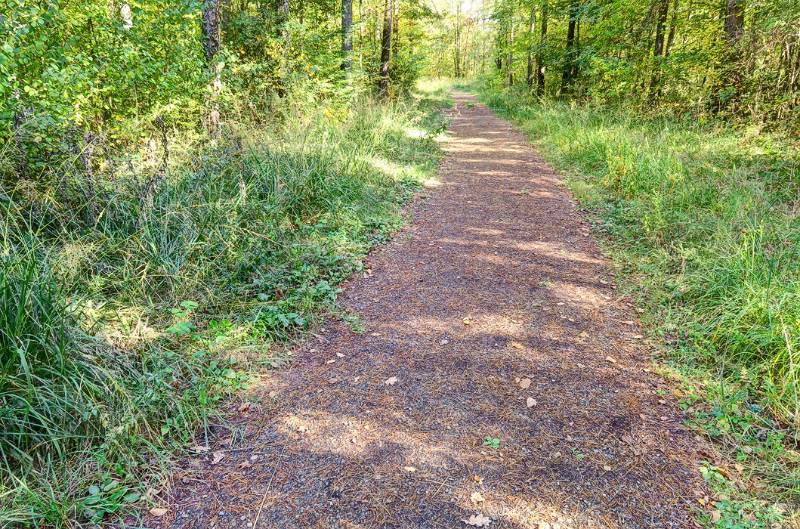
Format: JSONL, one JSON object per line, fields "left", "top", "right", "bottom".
{"left": 510, "top": 341, "right": 523, "bottom": 349}
{"left": 470, "top": 491, "right": 485, "bottom": 503}
{"left": 605, "top": 356, "right": 617, "bottom": 364}
{"left": 149, "top": 507, "right": 168, "bottom": 517}
{"left": 463, "top": 513, "right": 492, "bottom": 527}
{"left": 526, "top": 397, "right": 537, "bottom": 407}
{"left": 384, "top": 376, "right": 398, "bottom": 385}
{"left": 211, "top": 451, "right": 225, "bottom": 465}
{"left": 518, "top": 378, "right": 531, "bottom": 389}
{"left": 403, "top": 466, "right": 417, "bottom": 472}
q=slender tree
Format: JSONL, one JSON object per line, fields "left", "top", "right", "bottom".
{"left": 507, "top": 2, "right": 514, "bottom": 86}
{"left": 724, "top": 0, "right": 745, "bottom": 43}
{"left": 560, "top": 0, "right": 579, "bottom": 94}
{"left": 202, "top": 0, "right": 221, "bottom": 132}
{"left": 536, "top": 0, "right": 547, "bottom": 95}
{"left": 526, "top": 0, "right": 536, "bottom": 87}
{"left": 342, "top": 0, "right": 353, "bottom": 71}
{"left": 649, "top": 0, "right": 669, "bottom": 97}
{"left": 392, "top": 0, "right": 400, "bottom": 60}
{"left": 202, "top": 0, "right": 221, "bottom": 61}
{"left": 664, "top": 0, "right": 679, "bottom": 58}
{"left": 379, "top": 0, "right": 393, "bottom": 96}
{"left": 455, "top": 1, "right": 462, "bottom": 77}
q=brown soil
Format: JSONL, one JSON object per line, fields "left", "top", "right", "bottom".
{"left": 143, "top": 92, "right": 706, "bottom": 529}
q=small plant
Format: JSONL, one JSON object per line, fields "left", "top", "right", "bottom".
{"left": 166, "top": 300, "right": 199, "bottom": 336}
{"left": 483, "top": 436, "right": 501, "bottom": 449}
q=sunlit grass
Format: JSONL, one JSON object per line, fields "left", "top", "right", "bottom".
{"left": 0, "top": 86, "right": 448, "bottom": 527}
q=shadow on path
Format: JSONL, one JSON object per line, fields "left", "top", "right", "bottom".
{"left": 142, "top": 92, "right": 705, "bottom": 529}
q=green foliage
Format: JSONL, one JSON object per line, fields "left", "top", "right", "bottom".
{"left": 452, "top": 0, "right": 800, "bottom": 131}
{"left": 483, "top": 436, "right": 501, "bottom": 449}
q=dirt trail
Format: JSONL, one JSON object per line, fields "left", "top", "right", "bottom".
{"left": 148, "top": 93, "right": 705, "bottom": 529}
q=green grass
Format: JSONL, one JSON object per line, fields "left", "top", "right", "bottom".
{"left": 466, "top": 79, "right": 799, "bottom": 528}
{"left": 0, "top": 83, "right": 450, "bottom": 527}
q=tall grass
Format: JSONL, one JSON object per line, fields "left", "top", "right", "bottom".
{"left": 472, "top": 81, "right": 799, "bottom": 524}
{"left": 0, "top": 84, "right": 449, "bottom": 526}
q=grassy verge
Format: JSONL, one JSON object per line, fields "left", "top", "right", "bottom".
{"left": 0, "top": 83, "right": 450, "bottom": 527}
{"left": 466, "top": 80, "right": 799, "bottom": 528}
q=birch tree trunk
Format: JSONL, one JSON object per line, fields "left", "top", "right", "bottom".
{"left": 379, "top": 0, "right": 393, "bottom": 96}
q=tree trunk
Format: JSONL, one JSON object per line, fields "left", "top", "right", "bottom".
{"left": 724, "top": 0, "right": 744, "bottom": 43}
{"left": 392, "top": 0, "right": 399, "bottom": 60}
{"left": 664, "top": 0, "right": 679, "bottom": 57}
{"left": 358, "top": 0, "right": 364, "bottom": 68}
{"left": 536, "top": 0, "right": 547, "bottom": 96}
{"left": 560, "top": 0, "right": 578, "bottom": 95}
{"left": 455, "top": 2, "right": 462, "bottom": 77}
{"left": 202, "top": 0, "right": 221, "bottom": 62}
{"left": 649, "top": 0, "right": 669, "bottom": 97}
{"left": 342, "top": 0, "right": 353, "bottom": 71}
{"left": 526, "top": 1, "right": 535, "bottom": 87}
{"left": 202, "top": 0, "right": 221, "bottom": 132}
{"left": 378, "top": 0, "right": 392, "bottom": 96}
{"left": 507, "top": 10, "right": 514, "bottom": 86}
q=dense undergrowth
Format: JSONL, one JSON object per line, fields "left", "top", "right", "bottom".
{"left": 469, "top": 80, "right": 799, "bottom": 528}
{"left": 0, "top": 83, "right": 449, "bottom": 527}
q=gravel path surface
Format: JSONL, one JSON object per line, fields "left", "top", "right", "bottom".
{"left": 146, "top": 92, "right": 705, "bottom": 529}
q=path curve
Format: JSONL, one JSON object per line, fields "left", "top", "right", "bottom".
{"left": 149, "top": 92, "right": 705, "bottom": 529}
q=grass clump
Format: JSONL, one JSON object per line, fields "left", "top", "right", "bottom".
{"left": 0, "top": 84, "right": 450, "bottom": 527}
{"left": 470, "top": 80, "right": 799, "bottom": 527}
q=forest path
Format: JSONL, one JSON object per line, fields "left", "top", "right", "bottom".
{"left": 148, "top": 92, "right": 705, "bottom": 529}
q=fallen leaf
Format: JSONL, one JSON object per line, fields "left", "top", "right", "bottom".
{"left": 336, "top": 353, "right": 345, "bottom": 358}
{"left": 602, "top": 464, "right": 612, "bottom": 471}
{"left": 537, "top": 522, "right": 551, "bottom": 529}
{"left": 472, "top": 475, "right": 484, "bottom": 484}
{"left": 403, "top": 466, "right": 417, "bottom": 473}
{"left": 518, "top": 378, "right": 532, "bottom": 389}
{"left": 385, "top": 376, "right": 398, "bottom": 385}
{"left": 211, "top": 451, "right": 225, "bottom": 465}
{"left": 470, "top": 492, "right": 485, "bottom": 504}
{"left": 711, "top": 510, "right": 722, "bottom": 523}
{"left": 326, "top": 359, "right": 336, "bottom": 364}
{"left": 605, "top": 356, "right": 617, "bottom": 364}
{"left": 526, "top": 397, "right": 537, "bottom": 407}
{"left": 510, "top": 341, "right": 524, "bottom": 349}
{"left": 463, "top": 317, "right": 472, "bottom": 325}
{"left": 440, "top": 338, "right": 450, "bottom": 345}
{"left": 192, "top": 445, "right": 209, "bottom": 453}
{"left": 463, "top": 513, "right": 492, "bottom": 527}
{"left": 238, "top": 402, "right": 251, "bottom": 412}
{"left": 149, "top": 507, "right": 168, "bottom": 517}
{"left": 238, "top": 460, "right": 252, "bottom": 469}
